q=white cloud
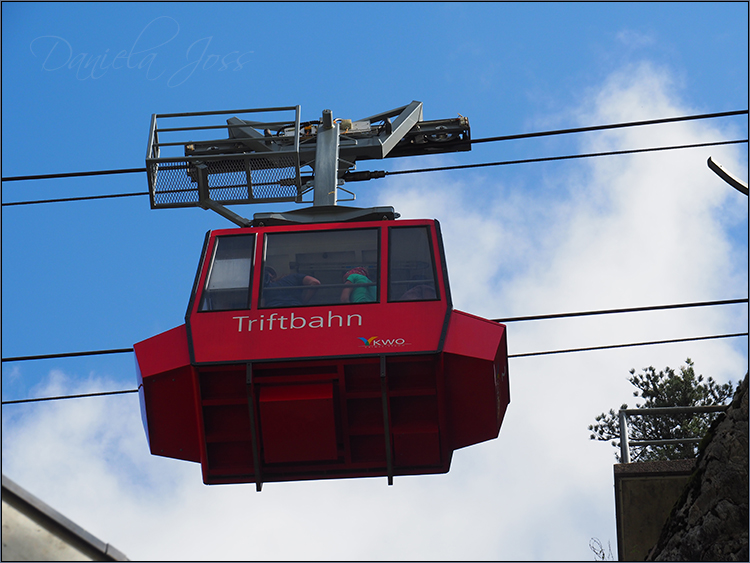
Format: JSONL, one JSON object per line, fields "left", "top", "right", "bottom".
{"left": 2, "top": 61, "right": 747, "bottom": 561}
{"left": 385, "top": 62, "right": 746, "bottom": 350}
{"left": 616, "top": 29, "right": 657, "bottom": 49}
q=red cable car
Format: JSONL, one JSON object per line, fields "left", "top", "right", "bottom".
{"left": 135, "top": 104, "right": 509, "bottom": 489}
{"left": 135, "top": 217, "right": 508, "bottom": 488}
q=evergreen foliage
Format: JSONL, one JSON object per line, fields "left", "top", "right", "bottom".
{"left": 589, "top": 359, "right": 734, "bottom": 461}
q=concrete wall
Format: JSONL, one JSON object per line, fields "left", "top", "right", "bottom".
{"left": 2, "top": 475, "right": 128, "bottom": 562}
{"left": 614, "top": 459, "right": 695, "bottom": 561}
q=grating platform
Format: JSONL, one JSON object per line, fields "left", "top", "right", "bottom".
{"left": 146, "top": 106, "right": 303, "bottom": 209}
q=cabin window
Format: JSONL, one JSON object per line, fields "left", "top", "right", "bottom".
{"left": 388, "top": 227, "right": 439, "bottom": 302}
{"left": 261, "top": 229, "right": 379, "bottom": 308}
{"left": 199, "top": 234, "right": 255, "bottom": 311}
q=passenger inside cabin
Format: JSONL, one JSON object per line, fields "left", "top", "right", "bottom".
{"left": 398, "top": 276, "right": 437, "bottom": 301}
{"left": 340, "top": 267, "right": 376, "bottom": 303}
{"left": 263, "top": 266, "right": 321, "bottom": 307}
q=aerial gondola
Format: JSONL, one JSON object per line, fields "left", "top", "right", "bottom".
{"left": 134, "top": 103, "right": 509, "bottom": 489}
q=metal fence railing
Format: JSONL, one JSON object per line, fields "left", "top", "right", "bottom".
{"left": 618, "top": 405, "right": 728, "bottom": 463}
{"left": 146, "top": 106, "right": 303, "bottom": 209}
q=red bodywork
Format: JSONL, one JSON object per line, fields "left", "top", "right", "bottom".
{"left": 134, "top": 219, "right": 509, "bottom": 487}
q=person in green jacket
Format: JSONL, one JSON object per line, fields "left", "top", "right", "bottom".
{"left": 340, "top": 267, "right": 376, "bottom": 303}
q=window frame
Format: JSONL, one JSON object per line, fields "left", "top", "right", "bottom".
{"left": 259, "top": 226, "right": 381, "bottom": 309}
{"left": 197, "top": 233, "right": 256, "bottom": 312}
{"left": 387, "top": 225, "right": 441, "bottom": 303}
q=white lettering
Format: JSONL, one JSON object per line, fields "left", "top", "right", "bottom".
{"left": 203, "top": 53, "right": 220, "bottom": 70}
{"left": 235, "top": 51, "right": 253, "bottom": 70}
{"left": 219, "top": 51, "right": 238, "bottom": 71}
{"left": 168, "top": 36, "right": 211, "bottom": 86}
{"left": 233, "top": 316, "right": 249, "bottom": 332}
{"left": 368, "top": 338, "right": 407, "bottom": 347}
{"left": 29, "top": 17, "right": 252, "bottom": 86}
{"left": 232, "top": 310, "right": 367, "bottom": 332}
{"left": 30, "top": 36, "right": 72, "bottom": 71}
{"left": 328, "top": 311, "right": 343, "bottom": 328}
{"left": 267, "top": 313, "right": 278, "bottom": 330}
{"left": 127, "top": 16, "right": 178, "bottom": 79}
{"left": 290, "top": 313, "right": 306, "bottom": 329}
{"left": 111, "top": 49, "right": 129, "bottom": 70}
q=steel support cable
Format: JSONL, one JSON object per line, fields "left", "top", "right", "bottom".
{"left": 1, "top": 191, "right": 149, "bottom": 207}
{"left": 2, "top": 109, "right": 746, "bottom": 184}
{"left": 1, "top": 348, "right": 135, "bottom": 363}
{"left": 2, "top": 167, "right": 147, "bottom": 183}
{"left": 3, "top": 139, "right": 747, "bottom": 207}
{"left": 2, "top": 331, "right": 746, "bottom": 405}
{"left": 469, "top": 109, "right": 749, "bottom": 144}
{"left": 385, "top": 139, "right": 748, "bottom": 177}
{"left": 1, "top": 298, "right": 746, "bottom": 364}
{"left": 2, "top": 389, "right": 139, "bottom": 405}
{"left": 492, "top": 297, "right": 748, "bottom": 323}
{"left": 508, "top": 332, "right": 748, "bottom": 359}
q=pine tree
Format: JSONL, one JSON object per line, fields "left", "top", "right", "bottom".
{"left": 589, "top": 359, "right": 734, "bottom": 461}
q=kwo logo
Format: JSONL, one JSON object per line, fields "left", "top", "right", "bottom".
{"left": 358, "top": 336, "right": 408, "bottom": 348}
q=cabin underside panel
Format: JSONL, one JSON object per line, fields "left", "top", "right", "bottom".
{"left": 194, "top": 356, "right": 452, "bottom": 485}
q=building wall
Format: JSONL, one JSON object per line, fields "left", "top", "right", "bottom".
{"left": 2, "top": 475, "right": 128, "bottom": 562}
{"left": 614, "top": 459, "right": 695, "bottom": 561}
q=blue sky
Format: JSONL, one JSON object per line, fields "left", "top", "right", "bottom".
{"left": 2, "top": 2, "right": 748, "bottom": 560}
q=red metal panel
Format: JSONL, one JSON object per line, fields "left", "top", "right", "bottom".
{"left": 195, "top": 366, "right": 252, "bottom": 481}
{"left": 259, "top": 383, "right": 338, "bottom": 463}
{"left": 140, "top": 366, "right": 202, "bottom": 462}
{"left": 134, "top": 326, "right": 201, "bottom": 462}
{"left": 188, "top": 301, "right": 447, "bottom": 363}
{"left": 443, "top": 310, "right": 506, "bottom": 362}
{"left": 134, "top": 333, "right": 509, "bottom": 484}
{"left": 134, "top": 325, "right": 190, "bottom": 378}
{"left": 443, "top": 310, "right": 509, "bottom": 450}
{"left": 393, "top": 429, "right": 441, "bottom": 467}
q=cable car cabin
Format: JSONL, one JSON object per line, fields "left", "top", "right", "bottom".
{"left": 134, "top": 218, "right": 509, "bottom": 489}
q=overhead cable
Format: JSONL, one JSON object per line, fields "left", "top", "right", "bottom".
{"left": 1, "top": 192, "right": 148, "bottom": 207}
{"left": 385, "top": 139, "right": 748, "bottom": 178}
{"left": 508, "top": 332, "right": 747, "bottom": 358}
{"left": 3, "top": 139, "right": 747, "bottom": 207}
{"left": 2, "top": 109, "right": 746, "bottom": 184}
{"left": 470, "top": 109, "right": 749, "bottom": 144}
{"left": 2, "top": 297, "right": 746, "bottom": 363}
{"left": 492, "top": 297, "right": 748, "bottom": 323}
{"left": 3, "top": 331, "right": 746, "bottom": 405}
{"left": 2, "top": 347, "right": 135, "bottom": 363}
{"left": 2, "top": 167, "right": 147, "bottom": 183}
{"left": 2, "top": 389, "right": 139, "bottom": 405}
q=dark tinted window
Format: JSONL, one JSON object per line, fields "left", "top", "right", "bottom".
{"left": 388, "top": 227, "right": 439, "bottom": 302}
{"left": 261, "top": 229, "right": 379, "bottom": 308}
{"left": 199, "top": 234, "right": 255, "bottom": 311}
